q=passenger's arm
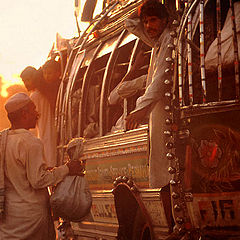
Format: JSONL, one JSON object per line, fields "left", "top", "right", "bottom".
{"left": 125, "top": 105, "right": 149, "bottom": 130}
{"left": 120, "top": 50, "right": 146, "bottom": 83}
{"left": 108, "top": 50, "right": 146, "bottom": 105}
{"left": 126, "top": 30, "right": 173, "bottom": 129}
{"left": 125, "top": 12, "right": 155, "bottom": 48}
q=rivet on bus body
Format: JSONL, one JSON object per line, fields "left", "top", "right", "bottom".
{"left": 170, "top": 31, "right": 177, "bottom": 38}
{"left": 165, "top": 118, "right": 172, "bottom": 125}
{"left": 172, "top": 192, "right": 180, "bottom": 199}
{"left": 170, "top": 179, "right": 177, "bottom": 185}
{"left": 165, "top": 68, "right": 172, "bottom": 74}
{"left": 176, "top": 217, "right": 184, "bottom": 225}
{"left": 165, "top": 57, "right": 174, "bottom": 63}
{"left": 165, "top": 92, "right": 172, "bottom": 98}
{"left": 164, "top": 79, "right": 173, "bottom": 85}
{"left": 131, "top": 186, "right": 138, "bottom": 193}
{"left": 167, "top": 43, "right": 174, "bottom": 50}
{"left": 168, "top": 166, "right": 176, "bottom": 174}
{"left": 164, "top": 105, "right": 171, "bottom": 112}
{"left": 172, "top": 20, "right": 179, "bottom": 26}
{"left": 115, "top": 176, "right": 122, "bottom": 183}
{"left": 164, "top": 130, "right": 172, "bottom": 137}
{"left": 166, "top": 153, "right": 174, "bottom": 160}
{"left": 122, "top": 176, "right": 128, "bottom": 183}
{"left": 166, "top": 142, "right": 174, "bottom": 149}
{"left": 127, "top": 179, "right": 133, "bottom": 187}
{"left": 174, "top": 204, "right": 182, "bottom": 212}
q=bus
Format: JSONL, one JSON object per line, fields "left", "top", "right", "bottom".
{"left": 54, "top": 0, "right": 240, "bottom": 239}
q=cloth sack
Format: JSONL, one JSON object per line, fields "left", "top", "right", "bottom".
{"left": 50, "top": 175, "right": 92, "bottom": 221}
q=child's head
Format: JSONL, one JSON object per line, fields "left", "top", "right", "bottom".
{"left": 42, "top": 59, "right": 61, "bottom": 84}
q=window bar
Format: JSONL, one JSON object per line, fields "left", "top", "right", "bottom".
{"left": 199, "top": 0, "right": 206, "bottom": 103}
{"left": 176, "top": 0, "right": 180, "bottom": 11}
{"left": 216, "top": 0, "right": 223, "bottom": 101}
{"left": 187, "top": 0, "right": 193, "bottom": 104}
{"left": 178, "top": 41, "right": 183, "bottom": 106}
{"left": 229, "top": 0, "right": 240, "bottom": 99}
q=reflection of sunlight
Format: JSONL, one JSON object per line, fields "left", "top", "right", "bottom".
{"left": 0, "top": 74, "right": 23, "bottom": 98}
{"left": 0, "top": 0, "right": 103, "bottom": 100}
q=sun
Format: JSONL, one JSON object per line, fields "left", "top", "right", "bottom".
{"left": 0, "top": 74, "right": 23, "bottom": 98}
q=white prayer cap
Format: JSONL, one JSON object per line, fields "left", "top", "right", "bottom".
{"left": 4, "top": 92, "right": 32, "bottom": 114}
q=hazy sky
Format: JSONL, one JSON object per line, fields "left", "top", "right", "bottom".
{"left": 0, "top": 0, "right": 78, "bottom": 97}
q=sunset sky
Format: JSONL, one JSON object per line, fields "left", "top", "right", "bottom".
{"left": 0, "top": 0, "right": 79, "bottom": 97}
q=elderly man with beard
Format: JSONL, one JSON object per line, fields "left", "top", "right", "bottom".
{"left": 0, "top": 93, "right": 83, "bottom": 240}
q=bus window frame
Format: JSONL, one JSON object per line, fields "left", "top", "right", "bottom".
{"left": 99, "top": 29, "right": 128, "bottom": 136}
{"left": 78, "top": 42, "right": 105, "bottom": 137}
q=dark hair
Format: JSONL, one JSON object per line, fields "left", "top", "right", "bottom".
{"left": 139, "top": 0, "right": 169, "bottom": 23}
{"left": 40, "top": 59, "right": 61, "bottom": 111}
{"left": 20, "top": 66, "right": 37, "bottom": 79}
{"left": 42, "top": 59, "right": 61, "bottom": 72}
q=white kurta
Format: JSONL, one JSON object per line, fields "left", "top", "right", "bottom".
{"left": 0, "top": 129, "right": 69, "bottom": 240}
{"left": 30, "top": 90, "right": 57, "bottom": 168}
{"left": 125, "top": 18, "right": 173, "bottom": 188}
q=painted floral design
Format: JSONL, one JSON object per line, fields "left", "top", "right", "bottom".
{"left": 198, "top": 140, "right": 222, "bottom": 168}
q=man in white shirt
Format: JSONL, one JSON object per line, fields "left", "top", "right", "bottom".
{"left": 125, "top": 0, "right": 173, "bottom": 188}
{"left": 20, "top": 66, "right": 57, "bottom": 168}
{"left": 0, "top": 93, "right": 83, "bottom": 240}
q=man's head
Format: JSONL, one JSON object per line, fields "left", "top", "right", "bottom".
{"left": 139, "top": 0, "right": 169, "bottom": 39}
{"left": 5, "top": 93, "right": 39, "bottom": 130}
{"left": 42, "top": 59, "right": 61, "bottom": 84}
{"left": 20, "top": 66, "right": 38, "bottom": 91}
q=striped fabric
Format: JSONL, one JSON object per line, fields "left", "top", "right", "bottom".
{"left": 0, "top": 129, "right": 9, "bottom": 219}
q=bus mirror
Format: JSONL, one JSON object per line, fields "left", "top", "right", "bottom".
{"left": 81, "top": 0, "right": 97, "bottom": 22}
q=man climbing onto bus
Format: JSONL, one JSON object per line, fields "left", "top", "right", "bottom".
{"left": 20, "top": 59, "right": 61, "bottom": 168}
{"left": 125, "top": 0, "right": 173, "bottom": 188}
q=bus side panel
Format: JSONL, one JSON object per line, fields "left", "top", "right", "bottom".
{"left": 85, "top": 151, "right": 149, "bottom": 190}
{"left": 185, "top": 109, "right": 240, "bottom": 230}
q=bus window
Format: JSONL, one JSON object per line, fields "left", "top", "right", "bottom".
{"left": 107, "top": 40, "right": 151, "bottom": 134}
{"left": 205, "top": 0, "right": 239, "bottom": 102}
{"left": 180, "top": 0, "right": 239, "bottom": 105}
{"left": 104, "top": 39, "right": 136, "bottom": 134}
{"left": 57, "top": 48, "right": 84, "bottom": 148}
{"left": 81, "top": 53, "right": 110, "bottom": 138}
{"left": 70, "top": 66, "right": 86, "bottom": 139}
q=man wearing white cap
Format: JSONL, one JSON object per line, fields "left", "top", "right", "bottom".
{"left": 0, "top": 93, "right": 84, "bottom": 240}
